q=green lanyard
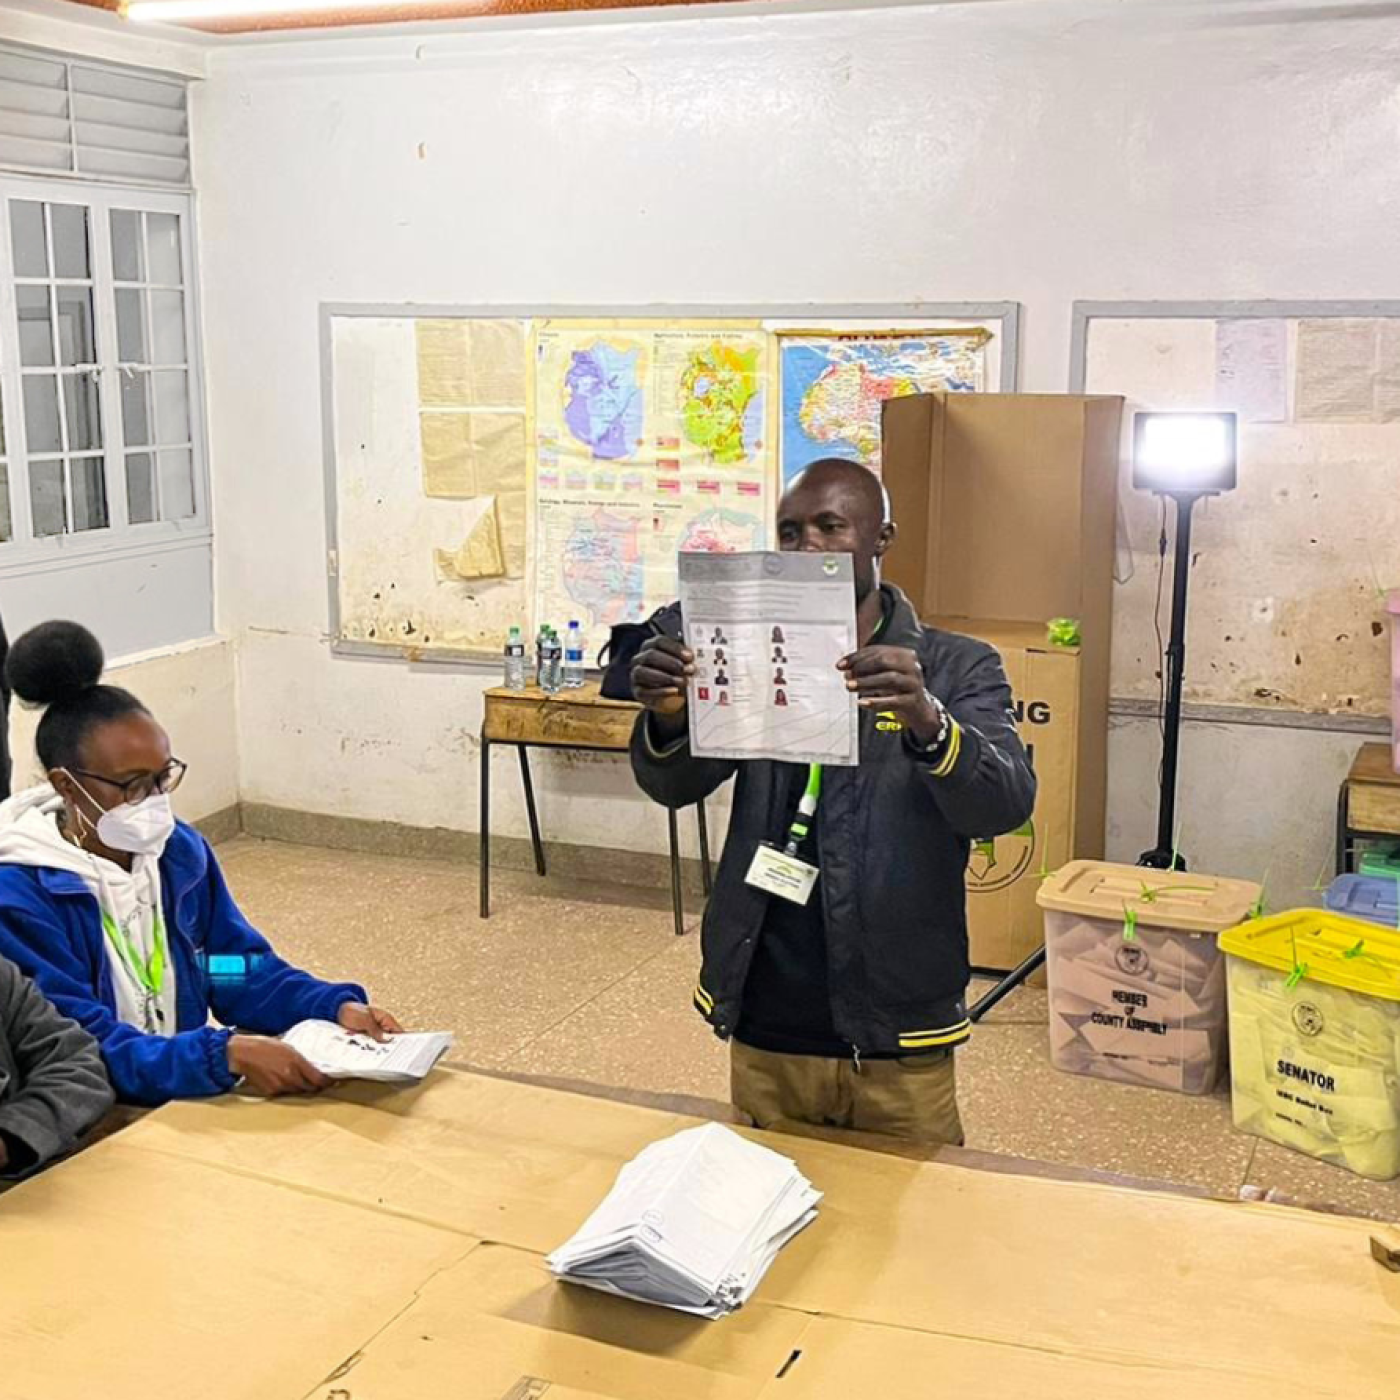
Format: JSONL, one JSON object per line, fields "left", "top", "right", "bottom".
{"left": 100, "top": 907, "right": 168, "bottom": 1003}
{"left": 783, "top": 764, "right": 823, "bottom": 856}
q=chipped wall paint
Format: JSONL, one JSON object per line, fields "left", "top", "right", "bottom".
{"left": 1090, "top": 318, "right": 1399, "bottom": 718}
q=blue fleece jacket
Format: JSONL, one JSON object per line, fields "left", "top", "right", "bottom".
{"left": 0, "top": 822, "right": 366, "bottom": 1105}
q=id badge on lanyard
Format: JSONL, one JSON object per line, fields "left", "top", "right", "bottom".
{"left": 745, "top": 764, "right": 821, "bottom": 906}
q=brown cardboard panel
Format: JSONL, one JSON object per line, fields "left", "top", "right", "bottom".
{"left": 935, "top": 397, "right": 1088, "bottom": 621}
{"left": 880, "top": 391, "right": 938, "bottom": 612}
{"left": 959, "top": 639, "right": 1080, "bottom": 969}
{"left": 6, "top": 1072, "right": 1399, "bottom": 1398}
{"left": 118, "top": 1074, "right": 696, "bottom": 1254}
{"left": 932, "top": 615, "right": 1079, "bottom": 654}
{"left": 882, "top": 392, "right": 1120, "bottom": 962}
{"left": 755, "top": 1317, "right": 1331, "bottom": 1400}
{"left": 881, "top": 392, "right": 1123, "bottom": 626}
{"left": 120, "top": 1071, "right": 1400, "bottom": 1397}
{"left": 753, "top": 1143, "right": 1399, "bottom": 1393}
{"left": 0, "top": 1140, "right": 476, "bottom": 1400}
{"left": 302, "top": 1242, "right": 814, "bottom": 1400}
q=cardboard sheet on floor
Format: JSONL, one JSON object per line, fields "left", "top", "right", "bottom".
{"left": 5, "top": 1069, "right": 1398, "bottom": 1400}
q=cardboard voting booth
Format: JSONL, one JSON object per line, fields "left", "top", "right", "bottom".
{"left": 931, "top": 617, "right": 1081, "bottom": 969}
{"left": 882, "top": 392, "right": 1123, "bottom": 969}
{"left": 1038, "top": 860, "right": 1260, "bottom": 1095}
{"left": 1221, "top": 910, "right": 1400, "bottom": 1181}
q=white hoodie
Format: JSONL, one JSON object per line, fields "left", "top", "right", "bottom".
{"left": 0, "top": 785, "right": 178, "bottom": 1033}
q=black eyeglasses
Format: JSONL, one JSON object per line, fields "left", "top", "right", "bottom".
{"left": 69, "top": 759, "right": 188, "bottom": 806}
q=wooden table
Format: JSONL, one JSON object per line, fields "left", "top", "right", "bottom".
{"left": 480, "top": 682, "right": 711, "bottom": 935}
{"left": 1336, "top": 741, "right": 1400, "bottom": 873}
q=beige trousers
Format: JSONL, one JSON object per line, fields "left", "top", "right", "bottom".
{"left": 730, "top": 1039, "right": 965, "bottom": 1147}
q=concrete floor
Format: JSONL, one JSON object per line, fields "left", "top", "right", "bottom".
{"left": 217, "top": 835, "right": 1400, "bottom": 1224}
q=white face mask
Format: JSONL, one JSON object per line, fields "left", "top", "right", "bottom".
{"left": 67, "top": 775, "right": 177, "bottom": 858}
{"left": 97, "top": 793, "right": 176, "bottom": 857}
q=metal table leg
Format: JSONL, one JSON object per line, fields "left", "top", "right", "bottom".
{"left": 479, "top": 736, "right": 491, "bottom": 919}
{"left": 667, "top": 807, "right": 685, "bottom": 937}
{"left": 697, "top": 799, "right": 713, "bottom": 896}
{"left": 518, "top": 745, "right": 546, "bottom": 877}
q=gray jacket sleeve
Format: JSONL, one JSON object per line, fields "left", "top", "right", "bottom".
{"left": 917, "top": 642, "right": 1038, "bottom": 839}
{"left": 0, "top": 958, "right": 115, "bottom": 1177}
{"left": 629, "top": 712, "right": 738, "bottom": 810}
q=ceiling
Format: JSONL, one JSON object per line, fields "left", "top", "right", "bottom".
{"left": 56, "top": 0, "right": 769, "bottom": 37}
{"left": 53, "top": 0, "right": 1400, "bottom": 40}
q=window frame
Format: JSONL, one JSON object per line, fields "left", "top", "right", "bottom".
{"left": 0, "top": 172, "right": 211, "bottom": 573}
{"left": 0, "top": 41, "right": 192, "bottom": 191}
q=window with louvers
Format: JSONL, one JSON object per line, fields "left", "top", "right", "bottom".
{"left": 0, "top": 44, "right": 190, "bottom": 189}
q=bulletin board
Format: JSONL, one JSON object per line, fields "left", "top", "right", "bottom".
{"left": 321, "top": 302, "right": 1020, "bottom": 664}
{"left": 1070, "top": 301, "right": 1400, "bottom": 719}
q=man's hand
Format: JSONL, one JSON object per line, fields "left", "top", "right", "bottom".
{"left": 337, "top": 1002, "right": 403, "bottom": 1042}
{"left": 228, "top": 1035, "right": 333, "bottom": 1096}
{"left": 838, "top": 645, "right": 946, "bottom": 747}
{"left": 630, "top": 636, "right": 692, "bottom": 738}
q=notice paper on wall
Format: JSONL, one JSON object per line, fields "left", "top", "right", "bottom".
{"left": 1214, "top": 319, "right": 1287, "bottom": 423}
{"left": 678, "top": 550, "right": 859, "bottom": 766}
{"left": 281, "top": 1020, "right": 455, "bottom": 1083}
{"left": 1293, "top": 318, "right": 1400, "bottom": 423}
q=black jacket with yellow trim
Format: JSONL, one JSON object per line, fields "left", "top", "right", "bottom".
{"left": 629, "top": 584, "right": 1037, "bottom": 1056}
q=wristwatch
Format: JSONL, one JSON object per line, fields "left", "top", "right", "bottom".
{"left": 905, "top": 692, "right": 952, "bottom": 760}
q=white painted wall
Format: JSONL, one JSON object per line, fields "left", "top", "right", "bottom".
{"left": 9, "top": 635, "right": 240, "bottom": 823}
{"left": 187, "top": 0, "right": 1400, "bottom": 886}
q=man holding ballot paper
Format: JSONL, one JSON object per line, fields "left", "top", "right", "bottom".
{"left": 629, "top": 458, "right": 1035, "bottom": 1146}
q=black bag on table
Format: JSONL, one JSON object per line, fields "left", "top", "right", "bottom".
{"left": 598, "top": 602, "right": 683, "bottom": 701}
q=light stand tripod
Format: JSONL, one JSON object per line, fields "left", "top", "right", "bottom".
{"left": 1138, "top": 490, "right": 1206, "bottom": 871}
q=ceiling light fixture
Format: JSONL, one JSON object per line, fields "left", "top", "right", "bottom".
{"left": 125, "top": 0, "right": 432, "bottom": 22}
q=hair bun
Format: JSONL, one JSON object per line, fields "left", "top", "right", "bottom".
{"left": 6, "top": 621, "right": 105, "bottom": 708}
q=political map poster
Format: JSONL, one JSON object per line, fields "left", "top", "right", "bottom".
{"left": 777, "top": 327, "right": 992, "bottom": 483}
{"left": 532, "top": 320, "right": 775, "bottom": 655}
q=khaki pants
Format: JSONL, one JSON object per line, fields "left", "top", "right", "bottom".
{"left": 730, "top": 1040, "right": 964, "bottom": 1147}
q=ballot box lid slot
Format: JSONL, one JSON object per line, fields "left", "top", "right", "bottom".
{"left": 1220, "top": 909, "right": 1400, "bottom": 1002}
{"left": 1038, "top": 859, "right": 1261, "bottom": 934}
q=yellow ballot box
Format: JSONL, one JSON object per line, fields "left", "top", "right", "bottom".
{"left": 1220, "top": 910, "right": 1400, "bottom": 1181}
{"left": 1038, "top": 861, "right": 1260, "bottom": 1095}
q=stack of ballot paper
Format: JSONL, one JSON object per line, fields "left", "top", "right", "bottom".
{"left": 281, "top": 1019, "right": 454, "bottom": 1083}
{"left": 546, "top": 1122, "right": 821, "bottom": 1318}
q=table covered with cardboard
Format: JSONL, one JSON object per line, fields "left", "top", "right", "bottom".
{"left": 1, "top": 1068, "right": 1396, "bottom": 1400}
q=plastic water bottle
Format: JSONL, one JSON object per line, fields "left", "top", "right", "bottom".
{"left": 534, "top": 624, "right": 550, "bottom": 688}
{"left": 540, "top": 629, "right": 564, "bottom": 694}
{"left": 503, "top": 626, "right": 526, "bottom": 690}
{"left": 564, "top": 620, "right": 586, "bottom": 689}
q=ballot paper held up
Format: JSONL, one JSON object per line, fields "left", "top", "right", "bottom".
{"left": 281, "top": 1020, "right": 454, "bottom": 1083}
{"left": 546, "top": 1122, "right": 821, "bottom": 1319}
{"left": 679, "top": 551, "right": 859, "bottom": 766}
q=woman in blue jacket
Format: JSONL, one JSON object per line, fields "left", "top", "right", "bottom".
{"left": 0, "top": 621, "right": 403, "bottom": 1106}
